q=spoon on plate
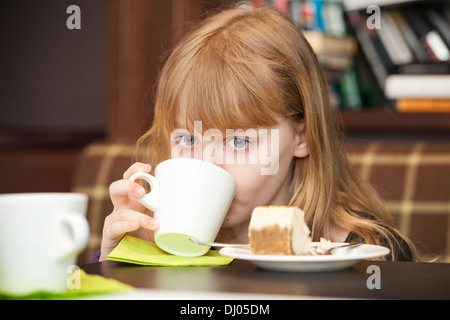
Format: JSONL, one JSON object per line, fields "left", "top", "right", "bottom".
{"left": 189, "top": 238, "right": 249, "bottom": 248}
{"left": 312, "top": 237, "right": 365, "bottom": 255}
{"left": 190, "top": 236, "right": 365, "bottom": 255}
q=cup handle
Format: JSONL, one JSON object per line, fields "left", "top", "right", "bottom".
{"left": 55, "top": 213, "right": 90, "bottom": 262}
{"left": 129, "top": 172, "right": 159, "bottom": 212}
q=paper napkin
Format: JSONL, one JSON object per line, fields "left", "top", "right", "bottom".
{"left": 107, "top": 234, "right": 234, "bottom": 266}
{"left": 65, "top": 269, "right": 133, "bottom": 297}
{"left": 1, "top": 270, "right": 133, "bottom": 300}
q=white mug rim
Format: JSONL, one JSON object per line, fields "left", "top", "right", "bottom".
{"left": 0, "top": 193, "right": 88, "bottom": 212}
{"left": 0, "top": 192, "right": 87, "bottom": 202}
{"left": 157, "top": 157, "right": 235, "bottom": 181}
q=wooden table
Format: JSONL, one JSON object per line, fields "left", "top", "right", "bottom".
{"left": 82, "top": 259, "right": 450, "bottom": 300}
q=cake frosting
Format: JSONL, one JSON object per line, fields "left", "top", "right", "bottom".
{"left": 248, "top": 206, "right": 311, "bottom": 255}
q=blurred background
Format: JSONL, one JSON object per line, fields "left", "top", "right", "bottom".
{"left": 0, "top": 0, "right": 221, "bottom": 193}
{"left": 1, "top": 0, "right": 449, "bottom": 263}
{"left": 1, "top": 0, "right": 449, "bottom": 193}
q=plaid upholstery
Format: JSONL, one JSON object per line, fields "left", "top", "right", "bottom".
{"left": 73, "top": 141, "right": 450, "bottom": 263}
{"left": 72, "top": 143, "right": 139, "bottom": 263}
{"left": 347, "top": 141, "right": 450, "bottom": 262}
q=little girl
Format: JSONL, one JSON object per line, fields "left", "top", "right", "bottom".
{"left": 99, "top": 5, "right": 417, "bottom": 262}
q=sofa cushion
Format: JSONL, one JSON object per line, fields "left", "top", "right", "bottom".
{"left": 347, "top": 141, "right": 450, "bottom": 261}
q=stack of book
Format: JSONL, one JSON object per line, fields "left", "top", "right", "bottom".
{"left": 250, "top": 0, "right": 361, "bottom": 110}
{"left": 344, "top": 0, "right": 450, "bottom": 113}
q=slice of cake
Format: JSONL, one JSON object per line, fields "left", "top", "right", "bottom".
{"left": 248, "top": 206, "right": 311, "bottom": 255}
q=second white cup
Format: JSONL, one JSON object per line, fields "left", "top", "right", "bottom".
{"left": 130, "top": 158, "right": 236, "bottom": 257}
{"left": 0, "top": 193, "right": 89, "bottom": 296}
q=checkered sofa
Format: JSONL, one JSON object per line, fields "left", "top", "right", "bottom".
{"left": 73, "top": 141, "right": 450, "bottom": 263}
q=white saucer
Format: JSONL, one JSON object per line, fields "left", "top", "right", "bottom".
{"left": 220, "top": 243, "right": 390, "bottom": 272}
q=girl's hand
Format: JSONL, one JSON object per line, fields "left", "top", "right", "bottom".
{"left": 99, "top": 162, "right": 159, "bottom": 261}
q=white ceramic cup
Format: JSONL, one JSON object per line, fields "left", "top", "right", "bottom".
{"left": 0, "top": 193, "right": 89, "bottom": 296}
{"left": 130, "top": 158, "right": 236, "bottom": 257}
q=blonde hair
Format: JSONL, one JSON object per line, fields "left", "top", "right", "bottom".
{"left": 137, "top": 5, "right": 417, "bottom": 261}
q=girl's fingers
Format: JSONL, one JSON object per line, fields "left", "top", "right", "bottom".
{"left": 118, "top": 208, "right": 159, "bottom": 230}
{"left": 106, "top": 220, "right": 141, "bottom": 241}
{"left": 101, "top": 162, "right": 154, "bottom": 261}
{"left": 123, "top": 162, "right": 152, "bottom": 180}
{"left": 109, "top": 179, "right": 146, "bottom": 208}
{"left": 108, "top": 162, "right": 153, "bottom": 211}
{"left": 106, "top": 209, "right": 159, "bottom": 233}
{"left": 100, "top": 210, "right": 159, "bottom": 261}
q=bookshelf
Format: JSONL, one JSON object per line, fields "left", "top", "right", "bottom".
{"left": 339, "top": 110, "right": 450, "bottom": 133}
{"left": 2, "top": 0, "right": 448, "bottom": 195}
{"left": 343, "top": 0, "right": 422, "bottom": 12}
{"left": 343, "top": 0, "right": 450, "bottom": 134}
{"left": 256, "top": 0, "right": 450, "bottom": 135}
{"left": 106, "top": 0, "right": 450, "bottom": 138}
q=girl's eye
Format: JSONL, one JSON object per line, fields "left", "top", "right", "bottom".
{"left": 176, "top": 135, "right": 198, "bottom": 147}
{"left": 228, "top": 137, "right": 250, "bottom": 150}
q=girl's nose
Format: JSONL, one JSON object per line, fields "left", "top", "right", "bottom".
{"left": 201, "top": 142, "right": 226, "bottom": 169}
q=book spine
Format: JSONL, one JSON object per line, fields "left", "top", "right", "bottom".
{"left": 402, "top": 6, "right": 450, "bottom": 62}
{"left": 273, "top": 0, "right": 289, "bottom": 14}
{"left": 347, "top": 10, "right": 388, "bottom": 90}
{"left": 375, "top": 11, "right": 414, "bottom": 65}
{"left": 390, "top": 9, "right": 430, "bottom": 63}
{"left": 339, "top": 66, "right": 362, "bottom": 110}
{"left": 322, "top": 1, "right": 347, "bottom": 37}
{"left": 302, "top": 30, "right": 357, "bottom": 56}
{"left": 424, "top": 8, "right": 450, "bottom": 49}
{"left": 397, "top": 62, "right": 450, "bottom": 75}
{"left": 301, "top": 0, "right": 317, "bottom": 30}
{"left": 313, "top": 0, "right": 326, "bottom": 32}
{"left": 385, "top": 75, "right": 450, "bottom": 99}
{"left": 396, "top": 99, "right": 450, "bottom": 113}
{"left": 316, "top": 52, "right": 352, "bottom": 71}
{"left": 344, "top": 0, "right": 421, "bottom": 12}
{"left": 289, "top": 0, "right": 303, "bottom": 28}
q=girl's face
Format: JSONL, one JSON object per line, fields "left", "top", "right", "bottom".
{"left": 170, "top": 115, "right": 308, "bottom": 228}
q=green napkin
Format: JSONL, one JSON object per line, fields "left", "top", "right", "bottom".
{"left": 107, "top": 234, "right": 233, "bottom": 266}
{"left": 65, "top": 269, "right": 133, "bottom": 298}
{"left": 1, "top": 270, "right": 133, "bottom": 300}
